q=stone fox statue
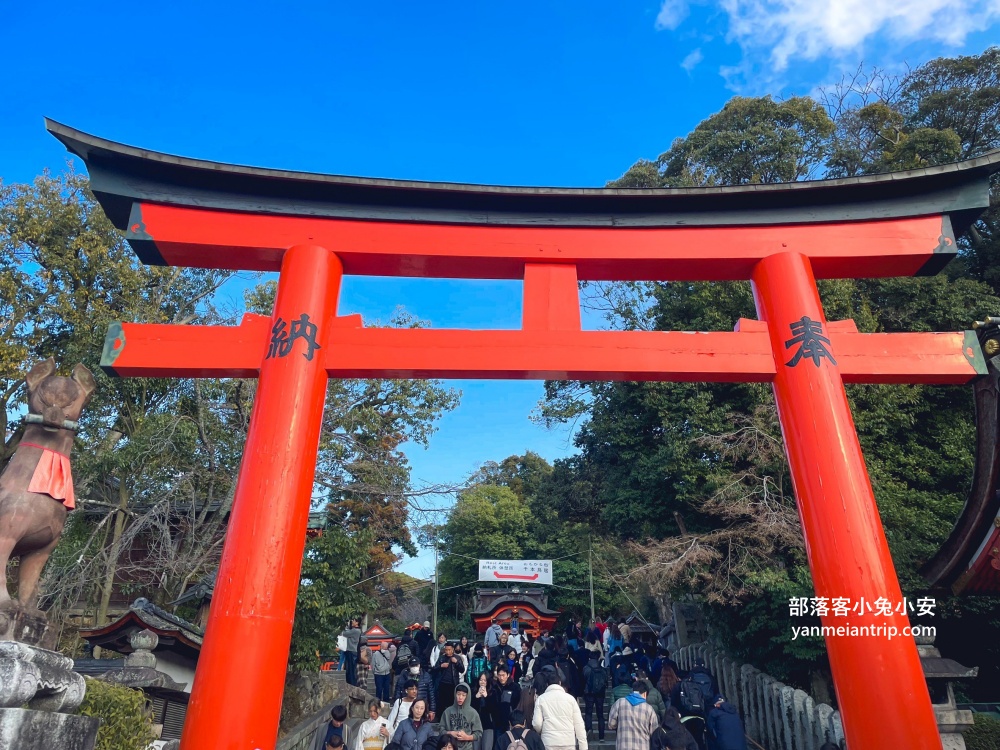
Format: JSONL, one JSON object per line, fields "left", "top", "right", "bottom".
{"left": 0, "top": 358, "right": 95, "bottom": 610}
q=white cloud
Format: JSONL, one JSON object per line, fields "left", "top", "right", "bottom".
{"left": 657, "top": 0, "right": 1000, "bottom": 79}
{"left": 656, "top": 0, "right": 690, "bottom": 30}
{"left": 681, "top": 48, "right": 704, "bottom": 72}
{"left": 718, "top": 0, "right": 1000, "bottom": 71}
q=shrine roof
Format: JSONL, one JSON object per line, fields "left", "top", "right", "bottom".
{"left": 471, "top": 594, "right": 560, "bottom": 617}
{"left": 47, "top": 119, "right": 1000, "bottom": 235}
{"left": 79, "top": 597, "right": 203, "bottom": 659}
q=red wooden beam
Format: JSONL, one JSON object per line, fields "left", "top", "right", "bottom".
{"left": 101, "top": 316, "right": 985, "bottom": 384}
{"left": 127, "top": 202, "right": 954, "bottom": 280}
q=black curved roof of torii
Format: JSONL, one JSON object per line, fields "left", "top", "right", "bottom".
{"left": 46, "top": 119, "right": 1000, "bottom": 235}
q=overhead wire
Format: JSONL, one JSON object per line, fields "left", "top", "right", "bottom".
{"left": 592, "top": 551, "right": 657, "bottom": 631}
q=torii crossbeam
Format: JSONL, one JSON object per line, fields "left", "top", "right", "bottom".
{"left": 48, "top": 119, "right": 1000, "bottom": 750}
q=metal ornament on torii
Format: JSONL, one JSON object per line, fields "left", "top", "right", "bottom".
{"left": 48, "top": 120, "right": 1000, "bottom": 750}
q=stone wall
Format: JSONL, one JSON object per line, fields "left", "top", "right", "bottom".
{"left": 278, "top": 670, "right": 371, "bottom": 746}
{"left": 674, "top": 643, "right": 846, "bottom": 750}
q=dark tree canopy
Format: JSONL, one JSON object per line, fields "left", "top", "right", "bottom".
{"left": 536, "top": 47, "right": 1000, "bottom": 696}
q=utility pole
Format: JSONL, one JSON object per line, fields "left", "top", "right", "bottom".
{"left": 432, "top": 543, "right": 439, "bottom": 635}
{"left": 589, "top": 538, "right": 596, "bottom": 624}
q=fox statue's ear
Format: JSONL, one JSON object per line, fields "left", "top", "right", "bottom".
{"left": 26, "top": 358, "right": 56, "bottom": 391}
{"left": 71, "top": 364, "right": 97, "bottom": 399}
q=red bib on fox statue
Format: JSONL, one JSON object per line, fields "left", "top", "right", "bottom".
{"left": 22, "top": 443, "right": 75, "bottom": 510}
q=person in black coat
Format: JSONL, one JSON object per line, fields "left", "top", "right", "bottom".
{"left": 650, "top": 707, "right": 698, "bottom": 750}
{"left": 435, "top": 644, "right": 466, "bottom": 714}
{"left": 489, "top": 664, "right": 522, "bottom": 739}
{"left": 495, "top": 710, "right": 545, "bottom": 750}
{"left": 533, "top": 640, "right": 557, "bottom": 674}
{"left": 471, "top": 672, "right": 495, "bottom": 750}
{"left": 706, "top": 697, "right": 747, "bottom": 750}
{"left": 413, "top": 623, "right": 433, "bottom": 663}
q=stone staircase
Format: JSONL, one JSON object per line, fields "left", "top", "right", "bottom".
{"left": 577, "top": 693, "right": 617, "bottom": 750}
{"left": 360, "top": 673, "right": 621, "bottom": 750}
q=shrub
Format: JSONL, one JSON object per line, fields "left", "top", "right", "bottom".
{"left": 76, "top": 678, "right": 158, "bottom": 750}
{"left": 965, "top": 713, "right": 1000, "bottom": 750}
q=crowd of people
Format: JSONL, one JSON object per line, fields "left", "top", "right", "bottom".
{"left": 320, "top": 616, "right": 751, "bottom": 750}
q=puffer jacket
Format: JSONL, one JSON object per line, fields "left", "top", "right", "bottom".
{"left": 531, "top": 684, "right": 588, "bottom": 750}
{"left": 707, "top": 702, "right": 748, "bottom": 750}
{"left": 391, "top": 719, "right": 436, "bottom": 750}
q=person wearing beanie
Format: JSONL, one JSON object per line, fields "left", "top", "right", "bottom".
{"left": 414, "top": 621, "right": 433, "bottom": 662}
{"left": 440, "top": 683, "right": 483, "bottom": 750}
{"left": 706, "top": 696, "right": 748, "bottom": 750}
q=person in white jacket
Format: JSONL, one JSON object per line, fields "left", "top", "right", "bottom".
{"left": 532, "top": 673, "right": 588, "bottom": 750}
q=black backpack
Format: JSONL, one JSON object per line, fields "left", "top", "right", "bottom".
{"left": 678, "top": 677, "right": 706, "bottom": 714}
{"left": 690, "top": 670, "right": 714, "bottom": 702}
{"left": 585, "top": 664, "right": 608, "bottom": 694}
{"left": 393, "top": 643, "right": 412, "bottom": 673}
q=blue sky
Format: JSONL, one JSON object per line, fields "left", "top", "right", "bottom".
{"left": 3, "top": 1, "right": 998, "bottom": 577}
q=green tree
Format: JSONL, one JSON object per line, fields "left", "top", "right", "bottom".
{"left": 289, "top": 525, "right": 374, "bottom": 671}
{"left": 0, "top": 171, "right": 237, "bottom": 626}
{"left": 544, "top": 49, "right": 1000, "bottom": 695}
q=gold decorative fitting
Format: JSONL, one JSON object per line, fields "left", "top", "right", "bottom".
{"left": 986, "top": 339, "right": 1000, "bottom": 356}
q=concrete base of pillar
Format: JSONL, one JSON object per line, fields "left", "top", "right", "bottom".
{"left": 0, "top": 708, "right": 99, "bottom": 750}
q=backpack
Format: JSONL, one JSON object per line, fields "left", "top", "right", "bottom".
{"left": 678, "top": 678, "right": 706, "bottom": 714}
{"left": 506, "top": 729, "right": 532, "bottom": 750}
{"left": 469, "top": 656, "right": 488, "bottom": 683}
{"left": 690, "top": 670, "right": 714, "bottom": 702}
{"left": 585, "top": 664, "right": 608, "bottom": 694}
{"left": 393, "top": 643, "right": 412, "bottom": 673}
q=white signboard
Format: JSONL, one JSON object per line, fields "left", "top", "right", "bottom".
{"left": 479, "top": 559, "right": 553, "bottom": 585}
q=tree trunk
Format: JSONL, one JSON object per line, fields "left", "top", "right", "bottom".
{"left": 95, "top": 481, "right": 129, "bottom": 626}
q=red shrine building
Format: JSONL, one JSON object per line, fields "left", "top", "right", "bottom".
{"left": 470, "top": 588, "right": 559, "bottom": 636}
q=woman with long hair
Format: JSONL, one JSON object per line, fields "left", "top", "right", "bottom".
{"left": 391, "top": 698, "right": 436, "bottom": 750}
{"left": 472, "top": 671, "right": 495, "bottom": 750}
{"left": 657, "top": 661, "right": 680, "bottom": 698}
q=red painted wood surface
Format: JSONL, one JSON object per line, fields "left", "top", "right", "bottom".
{"left": 108, "top": 202, "right": 973, "bottom": 750}
{"left": 753, "top": 251, "right": 941, "bottom": 750}
{"left": 102, "top": 316, "right": 983, "bottom": 385}
{"left": 179, "top": 245, "right": 341, "bottom": 750}
{"left": 131, "top": 202, "right": 951, "bottom": 280}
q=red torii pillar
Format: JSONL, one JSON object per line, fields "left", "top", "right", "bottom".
{"left": 50, "top": 119, "right": 1000, "bottom": 750}
{"left": 178, "top": 245, "right": 343, "bottom": 746}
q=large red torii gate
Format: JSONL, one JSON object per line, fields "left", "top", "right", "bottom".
{"left": 48, "top": 120, "right": 1000, "bottom": 750}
